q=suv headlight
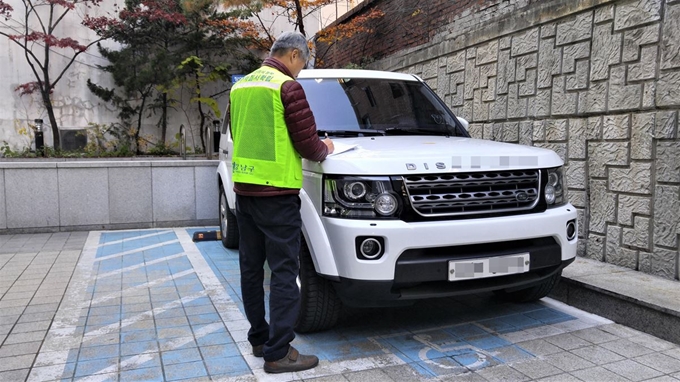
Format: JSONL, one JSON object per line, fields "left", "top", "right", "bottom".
{"left": 545, "top": 167, "right": 567, "bottom": 207}
{"left": 323, "top": 176, "right": 400, "bottom": 219}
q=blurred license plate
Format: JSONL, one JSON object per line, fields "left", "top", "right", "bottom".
{"left": 448, "top": 253, "right": 530, "bottom": 281}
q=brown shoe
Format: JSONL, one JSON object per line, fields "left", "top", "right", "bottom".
{"left": 263, "top": 346, "right": 319, "bottom": 373}
{"left": 252, "top": 344, "right": 264, "bottom": 357}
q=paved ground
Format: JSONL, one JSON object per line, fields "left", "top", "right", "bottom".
{"left": 1, "top": 228, "right": 680, "bottom": 381}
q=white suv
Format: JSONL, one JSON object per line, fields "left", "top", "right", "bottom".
{"left": 217, "top": 69, "right": 578, "bottom": 332}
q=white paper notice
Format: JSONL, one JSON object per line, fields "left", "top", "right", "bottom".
{"left": 328, "top": 142, "right": 358, "bottom": 156}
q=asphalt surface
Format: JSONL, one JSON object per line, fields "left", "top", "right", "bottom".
{"left": 1, "top": 228, "right": 679, "bottom": 381}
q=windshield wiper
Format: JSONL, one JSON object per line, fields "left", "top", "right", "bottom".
{"left": 317, "top": 129, "right": 384, "bottom": 137}
{"left": 384, "top": 127, "right": 451, "bottom": 137}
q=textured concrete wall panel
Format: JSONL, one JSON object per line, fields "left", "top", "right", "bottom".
{"left": 591, "top": 23, "right": 622, "bottom": 81}
{"left": 0, "top": 170, "right": 5, "bottom": 230}
{"left": 656, "top": 141, "right": 680, "bottom": 183}
{"left": 589, "top": 180, "right": 617, "bottom": 234}
{"left": 609, "top": 162, "right": 653, "bottom": 194}
{"left": 657, "top": 71, "right": 680, "bottom": 106}
{"left": 5, "top": 169, "right": 59, "bottom": 229}
{"left": 58, "top": 168, "right": 109, "bottom": 227}
{"left": 661, "top": 3, "right": 680, "bottom": 69}
{"left": 617, "top": 195, "right": 652, "bottom": 226}
{"left": 109, "top": 167, "right": 152, "bottom": 225}
{"left": 614, "top": 0, "right": 663, "bottom": 31}
{"left": 556, "top": 11, "right": 593, "bottom": 46}
{"left": 653, "top": 185, "right": 679, "bottom": 248}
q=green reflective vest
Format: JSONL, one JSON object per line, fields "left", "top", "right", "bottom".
{"left": 229, "top": 66, "right": 302, "bottom": 189}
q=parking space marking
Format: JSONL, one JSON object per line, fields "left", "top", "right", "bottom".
{"left": 27, "top": 227, "right": 624, "bottom": 381}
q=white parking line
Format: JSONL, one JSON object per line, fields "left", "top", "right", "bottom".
{"left": 95, "top": 253, "right": 186, "bottom": 279}
{"left": 93, "top": 240, "right": 180, "bottom": 262}
{"left": 95, "top": 230, "right": 174, "bottom": 248}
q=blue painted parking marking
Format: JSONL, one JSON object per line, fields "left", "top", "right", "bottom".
{"left": 29, "top": 228, "right": 611, "bottom": 381}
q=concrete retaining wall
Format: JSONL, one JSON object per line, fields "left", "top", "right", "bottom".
{"left": 320, "top": 0, "right": 680, "bottom": 282}
{"left": 0, "top": 159, "right": 219, "bottom": 233}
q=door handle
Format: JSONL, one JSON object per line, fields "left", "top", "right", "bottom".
{"left": 222, "top": 149, "right": 228, "bottom": 154}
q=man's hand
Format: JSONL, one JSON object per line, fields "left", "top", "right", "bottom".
{"left": 323, "top": 134, "right": 335, "bottom": 154}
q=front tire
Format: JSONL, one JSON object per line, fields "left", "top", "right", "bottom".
{"left": 219, "top": 186, "right": 239, "bottom": 249}
{"left": 494, "top": 271, "right": 562, "bottom": 303}
{"left": 295, "top": 236, "right": 342, "bottom": 333}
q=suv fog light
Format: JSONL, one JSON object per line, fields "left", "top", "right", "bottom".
{"left": 360, "top": 238, "right": 382, "bottom": 259}
{"left": 356, "top": 236, "right": 385, "bottom": 260}
{"left": 375, "top": 193, "right": 398, "bottom": 216}
{"left": 566, "top": 219, "right": 577, "bottom": 241}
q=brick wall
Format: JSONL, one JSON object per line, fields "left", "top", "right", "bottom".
{"left": 319, "top": 0, "right": 680, "bottom": 281}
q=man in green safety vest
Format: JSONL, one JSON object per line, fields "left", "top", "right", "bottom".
{"left": 229, "top": 31, "right": 334, "bottom": 373}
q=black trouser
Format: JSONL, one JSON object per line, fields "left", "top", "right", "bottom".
{"left": 234, "top": 194, "right": 302, "bottom": 362}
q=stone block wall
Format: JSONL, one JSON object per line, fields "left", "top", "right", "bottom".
{"left": 322, "top": 0, "right": 680, "bottom": 280}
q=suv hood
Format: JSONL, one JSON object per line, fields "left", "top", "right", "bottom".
{"left": 304, "top": 136, "right": 563, "bottom": 174}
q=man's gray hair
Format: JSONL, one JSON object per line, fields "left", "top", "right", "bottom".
{"left": 270, "top": 31, "right": 310, "bottom": 61}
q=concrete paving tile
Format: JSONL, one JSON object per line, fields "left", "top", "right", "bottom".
{"left": 535, "top": 373, "right": 582, "bottom": 382}
{"left": 0, "top": 306, "right": 25, "bottom": 317}
{"left": 0, "top": 299, "right": 30, "bottom": 308}
{"left": 0, "top": 369, "right": 30, "bottom": 382}
{"left": 0, "top": 341, "right": 42, "bottom": 358}
{"left": 24, "top": 303, "right": 60, "bottom": 314}
{"left": 570, "top": 344, "right": 626, "bottom": 365}
{"left": 377, "top": 364, "right": 431, "bottom": 382}
{"left": 81, "top": 332, "right": 120, "bottom": 347}
{"left": 34, "top": 350, "right": 78, "bottom": 367}
{"left": 476, "top": 364, "right": 531, "bottom": 381}
{"left": 510, "top": 359, "right": 562, "bottom": 379}
{"left": 120, "top": 319, "right": 155, "bottom": 333}
{"left": 644, "top": 376, "right": 680, "bottom": 382}
{"left": 0, "top": 324, "right": 13, "bottom": 336}
{"left": 543, "top": 333, "right": 593, "bottom": 351}
{"left": 163, "top": 360, "right": 208, "bottom": 381}
{"left": 155, "top": 316, "right": 189, "bottom": 329}
{"left": 635, "top": 353, "right": 680, "bottom": 374}
{"left": 204, "top": 355, "right": 250, "bottom": 377}
{"left": 600, "top": 338, "right": 656, "bottom": 358}
{"left": 74, "top": 357, "right": 119, "bottom": 378}
{"left": 120, "top": 340, "right": 159, "bottom": 357}
{"left": 603, "top": 359, "right": 664, "bottom": 381}
{"left": 157, "top": 326, "right": 194, "bottom": 339}
{"left": 0, "top": 313, "right": 19, "bottom": 325}
{"left": 515, "top": 339, "right": 563, "bottom": 356}
{"left": 303, "top": 375, "right": 350, "bottom": 382}
{"left": 665, "top": 348, "right": 680, "bottom": 361}
{"left": 2, "top": 291, "right": 36, "bottom": 300}
{"left": 17, "top": 311, "right": 54, "bottom": 324}
{"left": 11, "top": 320, "right": 52, "bottom": 333}
{"left": 344, "top": 368, "right": 393, "bottom": 382}
{"left": 571, "top": 366, "right": 632, "bottom": 381}
{"left": 161, "top": 347, "right": 202, "bottom": 366}
{"left": 78, "top": 344, "right": 120, "bottom": 362}
{"left": 543, "top": 351, "right": 595, "bottom": 372}
{"left": 438, "top": 371, "right": 488, "bottom": 382}
{"left": 199, "top": 343, "right": 241, "bottom": 359}
{"left": 599, "top": 323, "right": 642, "bottom": 338}
{"left": 628, "top": 332, "right": 678, "bottom": 352}
{"left": 3, "top": 330, "right": 47, "bottom": 345}
{"left": 119, "top": 366, "right": 165, "bottom": 381}
{"left": 0, "top": 354, "right": 35, "bottom": 372}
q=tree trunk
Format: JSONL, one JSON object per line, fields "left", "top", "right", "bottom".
{"left": 41, "top": 89, "right": 60, "bottom": 150}
{"left": 294, "top": 0, "right": 306, "bottom": 36}
{"left": 161, "top": 92, "right": 168, "bottom": 145}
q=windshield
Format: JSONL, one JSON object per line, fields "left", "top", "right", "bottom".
{"left": 298, "top": 77, "right": 468, "bottom": 137}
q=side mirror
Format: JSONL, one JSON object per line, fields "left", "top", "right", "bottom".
{"left": 457, "top": 116, "right": 469, "bottom": 130}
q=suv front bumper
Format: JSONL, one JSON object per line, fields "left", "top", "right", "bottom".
{"left": 318, "top": 204, "right": 577, "bottom": 307}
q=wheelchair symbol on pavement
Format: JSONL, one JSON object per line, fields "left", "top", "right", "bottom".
{"left": 413, "top": 333, "right": 495, "bottom": 371}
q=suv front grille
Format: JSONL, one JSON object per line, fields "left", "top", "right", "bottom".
{"left": 403, "top": 170, "right": 540, "bottom": 217}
